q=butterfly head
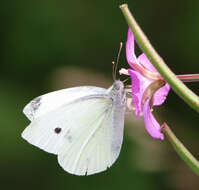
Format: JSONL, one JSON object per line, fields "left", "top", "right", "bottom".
{"left": 108, "top": 80, "right": 126, "bottom": 105}
{"left": 112, "top": 80, "right": 124, "bottom": 92}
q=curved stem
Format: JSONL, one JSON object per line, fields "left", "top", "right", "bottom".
{"left": 120, "top": 4, "right": 199, "bottom": 113}
{"left": 162, "top": 123, "right": 199, "bottom": 176}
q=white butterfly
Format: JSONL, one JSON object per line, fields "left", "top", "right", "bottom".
{"left": 22, "top": 80, "right": 126, "bottom": 176}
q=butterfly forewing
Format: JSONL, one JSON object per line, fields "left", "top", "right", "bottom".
{"left": 23, "top": 86, "right": 107, "bottom": 121}
{"left": 22, "top": 94, "right": 110, "bottom": 153}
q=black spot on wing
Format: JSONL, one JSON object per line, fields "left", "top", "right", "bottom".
{"left": 54, "top": 127, "right": 62, "bottom": 134}
{"left": 25, "top": 96, "right": 42, "bottom": 120}
{"left": 67, "top": 135, "right": 72, "bottom": 143}
{"left": 64, "top": 130, "right": 72, "bottom": 143}
{"left": 31, "top": 97, "right": 41, "bottom": 112}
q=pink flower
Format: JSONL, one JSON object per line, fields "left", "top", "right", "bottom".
{"left": 122, "top": 28, "right": 170, "bottom": 140}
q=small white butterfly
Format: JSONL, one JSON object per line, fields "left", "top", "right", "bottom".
{"left": 22, "top": 80, "right": 126, "bottom": 175}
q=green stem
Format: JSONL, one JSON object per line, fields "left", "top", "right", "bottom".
{"left": 162, "top": 123, "right": 199, "bottom": 176}
{"left": 120, "top": 4, "right": 199, "bottom": 113}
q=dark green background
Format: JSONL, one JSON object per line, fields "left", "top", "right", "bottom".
{"left": 1, "top": 0, "right": 199, "bottom": 189}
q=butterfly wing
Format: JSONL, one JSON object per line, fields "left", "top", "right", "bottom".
{"left": 22, "top": 86, "right": 107, "bottom": 154}
{"left": 23, "top": 86, "right": 107, "bottom": 121}
{"left": 58, "top": 99, "right": 125, "bottom": 175}
{"left": 22, "top": 90, "right": 125, "bottom": 175}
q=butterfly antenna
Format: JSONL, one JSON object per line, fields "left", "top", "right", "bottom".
{"left": 114, "top": 42, "right": 123, "bottom": 80}
{"left": 112, "top": 61, "right": 116, "bottom": 81}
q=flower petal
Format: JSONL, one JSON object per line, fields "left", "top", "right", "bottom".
{"left": 137, "top": 53, "right": 157, "bottom": 72}
{"left": 143, "top": 99, "right": 164, "bottom": 140}
{"left": 153, "top": 83, "right": 170, "bottom": 106}
{"left": 128, "top": 69, "right": 151, "bottom": 117}
{"left": 126, "top": 28, "right": 137, "bottom": 67}
{"left": 137, "top": 53, "right": 170, "bottom": 106}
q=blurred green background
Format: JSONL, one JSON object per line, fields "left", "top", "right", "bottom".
{"left": 1, "top": 0, "right": 199, "bottom": 189}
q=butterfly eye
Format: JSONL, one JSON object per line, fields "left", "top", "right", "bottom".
{"left": 54, "top": 127, "right": 62, "bottom": 134}
{"left": 114, "top": 83, "right": 120, "bottom": 91}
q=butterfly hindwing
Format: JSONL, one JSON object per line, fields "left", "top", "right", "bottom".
{"left": 57, "top": 97, "right": 125, "bottom": 175}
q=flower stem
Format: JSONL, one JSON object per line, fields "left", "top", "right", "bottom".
{"left": 177, "top": 74, "right": 199, "bottom": 82}
{"left": 120, "top": 4, "right": 199, "bottom": 113}
{"left": 162, "top": 123, "right": 199, "bottom": 176}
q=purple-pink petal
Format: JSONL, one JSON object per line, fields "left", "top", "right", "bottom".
{"left": 128, "top": 69, "right": 151, "bottom": 117}
{"left": 137, "top": 53, "right": 170, "bottom": 106}
{"left": 143, "top": 99, "right": 164, "bottom": 140}
{"left": 126, "top": 28, "right": 137, "bottom": 68}
{"left": 153, "top": 83, "right": 170, "bottom": 106}
{"left": 137, "top": 53, "right": 157, "bottom": 72}
{"left": 128, "top": 70, "right": 140, "bottom": 116}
